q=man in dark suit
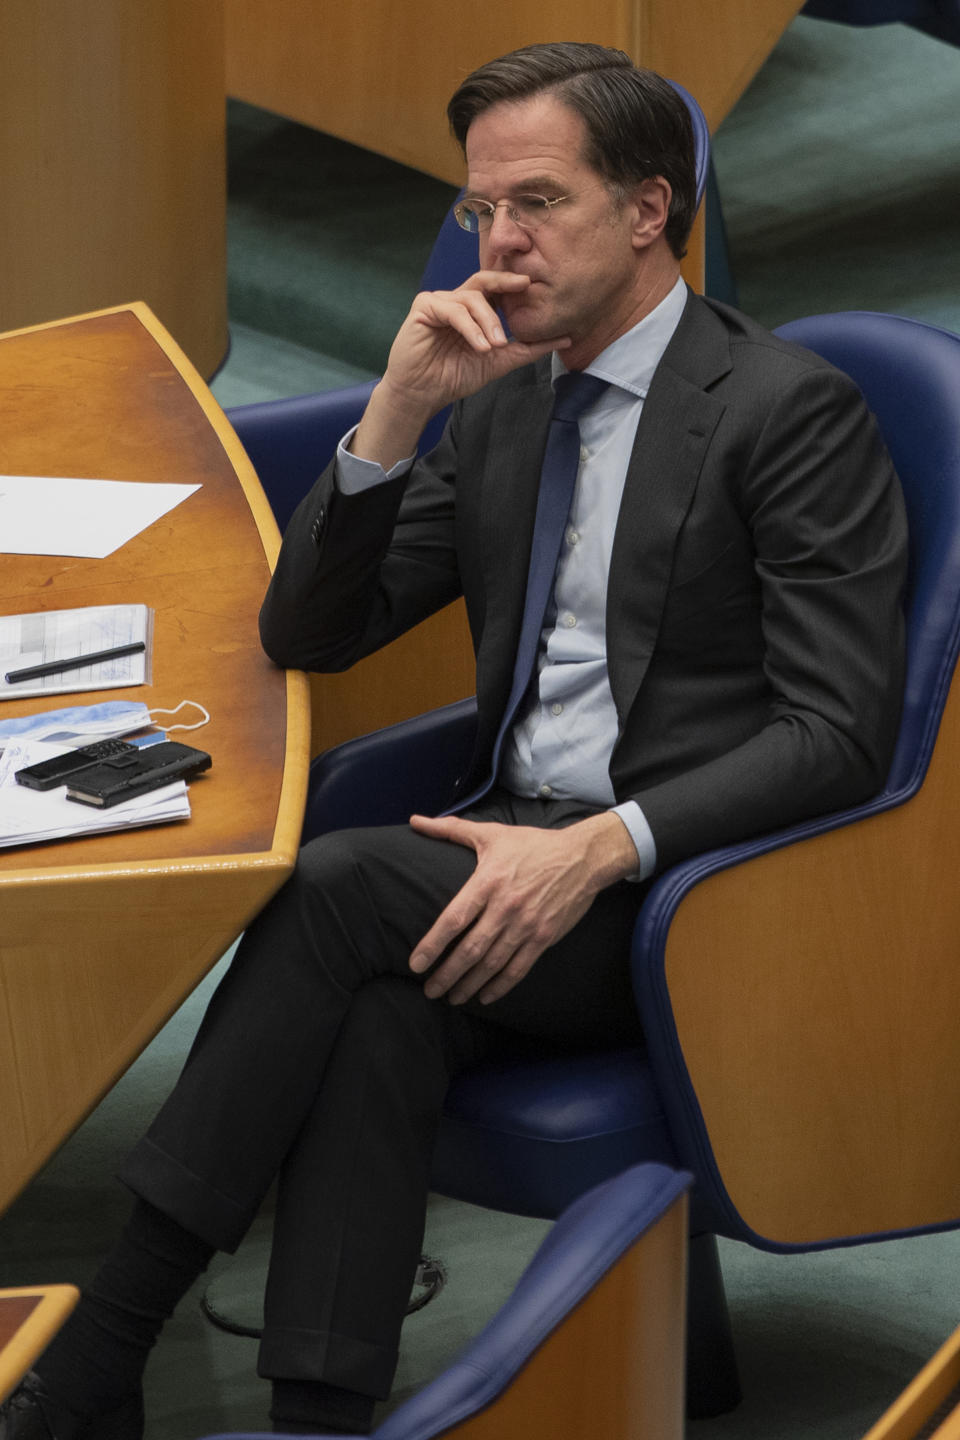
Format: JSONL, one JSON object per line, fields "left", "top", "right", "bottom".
{"left": 3, "top": 41, "right": 906, "bottom": 1440}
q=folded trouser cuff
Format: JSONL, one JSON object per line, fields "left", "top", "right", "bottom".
{"left": 117, "top": 1136, "right": 254, "bottom": 1254}
{"left": 258, "top": 1324, "right": 398, "bottom": 1400}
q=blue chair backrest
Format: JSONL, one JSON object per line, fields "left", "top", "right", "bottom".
{"left": 419, "top": 204, "right": 477, "bottom": 292}
{"left": 802, "top": 0, "right": 960, "bottom": 41}
{"left": 803, "top": 0, "right": 935, "bottom": 20}
{"left": 775, "top": 312, "right": 960, "bottom": 797}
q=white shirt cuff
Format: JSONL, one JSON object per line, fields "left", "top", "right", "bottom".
{"left": 610, "top": 801, "right": 657, "bottom": 882}
{"left": 336, "top": 425, "right": 416, "bottom": 494}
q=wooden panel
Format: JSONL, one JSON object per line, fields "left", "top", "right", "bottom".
{"left": 308, "top": 602, "right": 474, "bottom": 756}
{"left": 662, "top": 667, "right": 960, "bottom": 1245}
{"left": 0, "top": 2, "right": 227, "bottom": 376}
{"left": 934, "top": 1407, "right": 960, "bottom": 1440}
{"left": 445, "top": 1191, "right": 687, "bottom": 1440}
{"left": 225, "top": 0, "right": 802, "bottom": 179}
{"left": 226, "top": 0, "right": 614, "bottom": 183}
{"left": 0, "top": 1288, "right": 78, "bottom": 1403}
{"left": 0, "top": 865, "right": 294, "bottom": 1206}
{"left": 639, "top": 0, "right": 805, "bottom": 131}
{"left": 861, "top": 1324, "right": 960, "bottom": 1440}
{"left": 0, "top": 305, "right": 309, "bottom": 1215}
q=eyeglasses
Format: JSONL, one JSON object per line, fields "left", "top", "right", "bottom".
{"left": 453, "top": 193, "right": 574, "bottom": 234}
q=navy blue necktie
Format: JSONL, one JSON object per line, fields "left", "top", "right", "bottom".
{"left": 453, "top": 370, "right": 610, "bottom": 811}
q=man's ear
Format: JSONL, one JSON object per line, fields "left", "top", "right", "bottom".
{"left": 628, "top": 176, "right": 672, "bottom": 250}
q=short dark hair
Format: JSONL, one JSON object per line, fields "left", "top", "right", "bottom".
{"left": 447, "top": 41, "right": 697, "bottom": 259}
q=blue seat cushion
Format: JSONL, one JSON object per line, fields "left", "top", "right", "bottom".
{"left": 432, "top": 1048, "right": 678, "bottom": 1220}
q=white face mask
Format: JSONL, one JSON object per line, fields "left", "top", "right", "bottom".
{"left": 0, "top": 700, "right": 153, "bottom": 749}
{"left": 0, "top": 697, "right": 209, "bottom": 752}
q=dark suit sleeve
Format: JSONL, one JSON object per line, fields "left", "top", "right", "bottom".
{"left": 259, "top": 414, "right": 464, "bottom": 673}
{"left": 632, "top": 365, "right": 908, "bottom": 872}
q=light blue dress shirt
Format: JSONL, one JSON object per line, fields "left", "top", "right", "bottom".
{"left": 336, "top": 276, "right": 688, "bottom": 880}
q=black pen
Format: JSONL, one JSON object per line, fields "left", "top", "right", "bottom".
{"left": 4, "top": 641, "right": 146, "bottom": 685}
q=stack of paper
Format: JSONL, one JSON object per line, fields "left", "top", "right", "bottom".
{"left": 0, "top": 735, "right": 190, "bottom": 849}
{"left": 0, "top": 604, "right": 152, "bottom": 702}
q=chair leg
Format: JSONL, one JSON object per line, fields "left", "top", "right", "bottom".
{"left": 686, "top": 1231, "right": 742, "bottom": 1419}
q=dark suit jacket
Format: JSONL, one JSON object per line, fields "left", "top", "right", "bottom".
{"left": 261, "top": 289, "right": 908, "bottom": 874}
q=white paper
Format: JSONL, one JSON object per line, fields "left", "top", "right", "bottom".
{"left": 0, "top": 605, "right": 152, "bottom": 702}
{"left": 0, "top": 475, "right": 200, "bottom": 558}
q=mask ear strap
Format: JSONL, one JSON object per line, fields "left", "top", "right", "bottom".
{"left": 148, "top": 700, "right": 211, "bottom": 732}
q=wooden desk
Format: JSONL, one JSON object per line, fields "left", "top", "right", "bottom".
{"left": 0, "top": 1287, "right": 79, "bottom": 1403}
{"left": 0, "top": 303, "right": 310, "bottom": 1218}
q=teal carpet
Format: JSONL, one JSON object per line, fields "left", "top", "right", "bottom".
{"left": 2, "top": 14, "right": 958, "bottom": 1440}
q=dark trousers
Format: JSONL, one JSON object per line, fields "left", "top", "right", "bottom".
{"left": 118, "top": 792, "right": 645, "bottom": 1398}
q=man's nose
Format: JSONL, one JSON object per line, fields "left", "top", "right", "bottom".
{"left": 485, "top": 203, "right": 532, "bottom": 256}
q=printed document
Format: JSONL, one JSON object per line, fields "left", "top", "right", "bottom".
{"left": 0, "top": 604, "right": 152, "bottom": 702}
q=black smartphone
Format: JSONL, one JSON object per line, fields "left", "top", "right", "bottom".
{"left": 15, "top": 738, "right": 139, "bottom": 791}
{"left": 64, "top": 741, "right": 211, "bottom": 808}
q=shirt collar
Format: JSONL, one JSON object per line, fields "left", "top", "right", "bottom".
{"left": 550, "top": 275, "right": 687, "bottom": 401}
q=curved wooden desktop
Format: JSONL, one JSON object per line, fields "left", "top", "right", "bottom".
{"left": 0, "top": 1286, "right": 79, "bottom": 1403}
{"left": 0, "top": 303, "right": 310, "bottom": 1218}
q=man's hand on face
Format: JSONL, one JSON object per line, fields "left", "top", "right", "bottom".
{"left": 407, "top": 811, "right": 639, "bottom": 1006}
{"left": 350, "top": 271, "right": 570, "bottom": 471}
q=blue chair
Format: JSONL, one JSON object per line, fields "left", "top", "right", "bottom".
{"left": 299, "top": 312, "right": 960, "bottom": 1412}
{"left": 226, "top": 80, "right": 711, "bottom": 534}
{"left": 200, "top": 1163, "right": 691, "bottom": 1440}
{"left": 802, "top": 0, "right": 960, "bottom": 47}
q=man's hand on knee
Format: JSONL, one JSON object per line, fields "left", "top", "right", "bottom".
{"left": 407, "top": 812, "right": 638, "bottom": 1005}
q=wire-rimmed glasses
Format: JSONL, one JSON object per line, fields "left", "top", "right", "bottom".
{"left": 453, "top": 193, "right": 573, "bottom": 234}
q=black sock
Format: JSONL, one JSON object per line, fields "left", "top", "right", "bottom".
{"left": 270, "top": 1379, "right": 376, "bottom": 1436}
{"left": 35, "top": 1199, "right": 215, "bottom": 1415}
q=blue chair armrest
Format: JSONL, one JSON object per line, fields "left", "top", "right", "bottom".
{"left": 227, "top": 380, "right": 457, "bottom": 532}
{"left": 226, "top": 382, "right": 377, "bottom": 532}
{"left": 303, "top": 698, "right": 478, "bottom": 842}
